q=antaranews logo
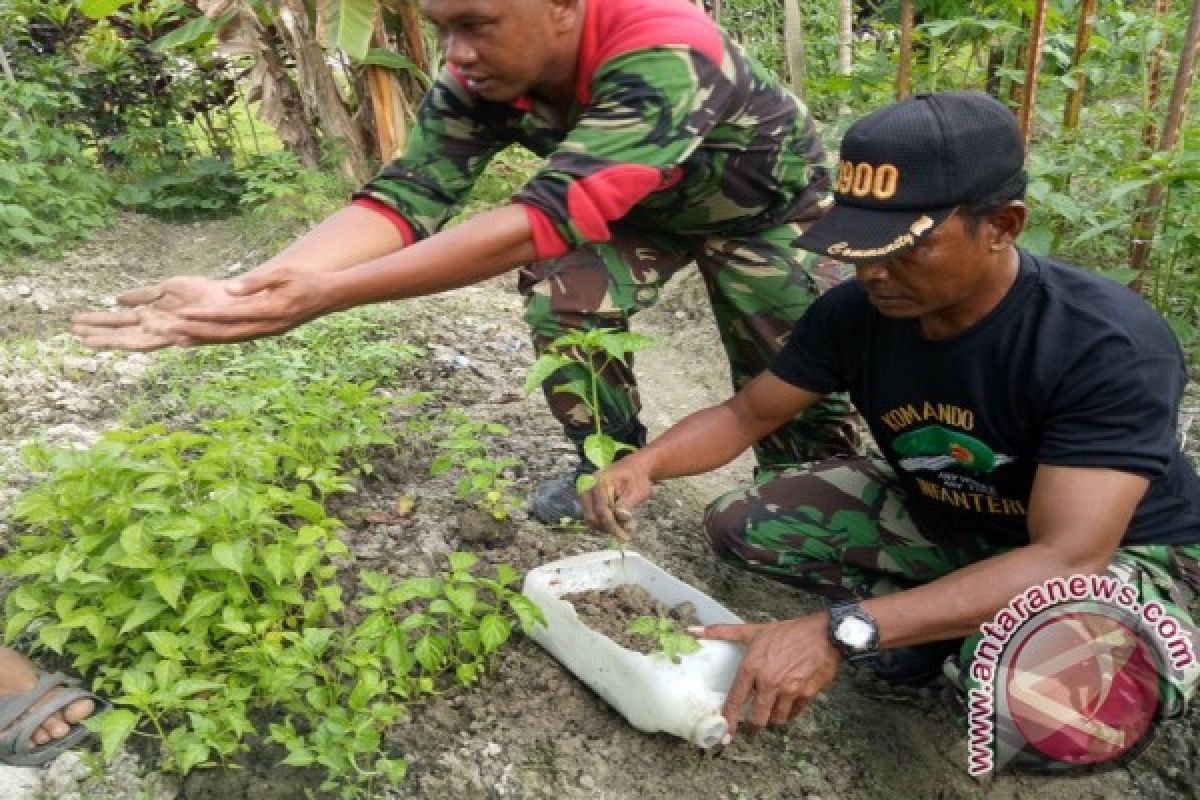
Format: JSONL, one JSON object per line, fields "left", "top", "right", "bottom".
{"left": 966, "top": 573, "right": 1197, "bottom": 776}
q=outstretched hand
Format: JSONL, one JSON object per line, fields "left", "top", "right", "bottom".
{"left": 692, "top": 614, "right": 841, "bottom": 742}
{"left": 579, "top": 459, "right": 655, "bottom": 540}
{"left": 72, "top": 267, "right": 335, "bottom": 351}
{"left": 72, "top": 276, "right": 233, "bottom": 351}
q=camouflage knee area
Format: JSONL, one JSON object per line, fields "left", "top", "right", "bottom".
{"left": 703, "top": 458, "right": 973, "bottom": 600}
{"left": 754, "top": 395, "right": 862, "bottom": 467}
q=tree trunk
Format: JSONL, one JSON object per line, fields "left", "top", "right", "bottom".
{"left": 1018, "top": 0, "right": 1048, "bottom": 150}
{"left": 837, "top": 0, "right": 853, "bottom": 115}
{"left": 392, "top": 0, "right": 429, "bottom": 101}
{"left": 277, "top": 0, "right": 372, "bottom": 183}
{"left": 1139, "top": 0, "right": 1173, "bottom": 166}
{"left": 1130, "top": 0, "right": 1198, "bottom": 283}
{"left": 198, "top": 0, "right": 322, "bottom": 168}
{"left": 0, "top": 44, "right": 15, "bottom": 85}
{"left": 985, "top": 46, "right": 1005, "bottom": 97}
{"left": 366, "top": 16, "right": 411, "bottom": 161}
{"left": 1063, "top": 0, "right": 1097, "bottom": 129}
{"left": 782, "top": 0, "right": 805, "bottom": 100}
{"left": 896, "top": 0, "right": 914, "bottom": 99}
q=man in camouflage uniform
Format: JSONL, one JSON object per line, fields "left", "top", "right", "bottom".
{"left": 582, "top": 92, "right": 1200, "bottom": 763}
{"left": 72, "top": 0, "right": 858, "bottom": 523}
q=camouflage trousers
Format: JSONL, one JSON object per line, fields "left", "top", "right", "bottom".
{"left": 704, "top": 457, "right": 1200, "bottom": 716}
{"left": 518, "top": 221, "right": 859, "bottom": 467}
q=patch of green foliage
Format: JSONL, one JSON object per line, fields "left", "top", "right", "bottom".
{"left": 1, "top": 307, "right": 544, "bottom": 797}
{"left": 430, "top": 411, "right": 523, "bottom": 522}
{"left": 0, "top": 79, "right": 112, "bottom": 254}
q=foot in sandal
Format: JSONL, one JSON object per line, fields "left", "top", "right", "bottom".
{"left": 0, "top": 646, "right": 108, "bottom": 766}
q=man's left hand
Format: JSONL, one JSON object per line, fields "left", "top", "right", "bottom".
{"left": 693, "top": 614, "right": 841, "bottom": 741}
{"left": 165, "top": 266, "right": 335, "bottom": 343}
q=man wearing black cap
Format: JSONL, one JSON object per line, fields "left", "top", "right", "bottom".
{"left": 582, "top": 90, "right": 1200, "bottom": 746}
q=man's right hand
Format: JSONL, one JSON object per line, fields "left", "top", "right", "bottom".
{"left": 72, "top": 276, "right": 236, "bottom": 351}
{"left": 580, "top": 459, "right": 655, "bottom": 540}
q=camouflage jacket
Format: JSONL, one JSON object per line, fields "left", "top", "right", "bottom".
{"left": 354, "top": 0, "right": 831, "bottom": 260}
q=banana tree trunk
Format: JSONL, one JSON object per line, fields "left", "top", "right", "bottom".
{"left": 896, "top": 0, "right": 914, "bottom": 99}
{"left": 277, "top": 0, "right": 372, "bottom": 183}
{"left": 1018, "top": 0, "right": 1048, "bottom": 149}
{"left": 391, "top": 0, "right": 428, "bottom": 100}
{"left": 366, "top": 16, "right": 411, "bottom": 161}
{"left": 782, "top": 0, "right": 805, "bottom": 99}
{"left": 1130, "top": 0, "right": 1199, "bottom": 283}
{"left": 198, "top": 0, "right": 322, "bottom": 168}
{"left": 1063, "top": 0, "right": 1097, "bottom": 129}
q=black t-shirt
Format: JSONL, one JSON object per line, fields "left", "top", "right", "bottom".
{"left": 771, "top": 250, "right": 1200, "bottom": 546}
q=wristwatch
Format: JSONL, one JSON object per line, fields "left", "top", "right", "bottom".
{"left": 827, "top": 602, "right": 880, "bottom": 662}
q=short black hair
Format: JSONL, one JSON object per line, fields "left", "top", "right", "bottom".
{"left": 959, "top": 171, "right": 1028, "bottom": 236}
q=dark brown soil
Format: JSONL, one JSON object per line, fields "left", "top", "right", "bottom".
{"left": 564, "top": 584, "right": 700, "bottom": 653}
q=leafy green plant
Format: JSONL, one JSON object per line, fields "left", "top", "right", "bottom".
{"left": 0, "top": 79, "right": 112, "bottom": 254}
{"left": 114, "top": 156, "right": 244, "bottom": 218}
{"left": 3, "top": 422, "right": 355, "bottom": 772}
{"left": 262, "top": 552, "right": 542, "bottom": 796}
{"left": 626, "top": 615, "right": 701, "bottom": 664}
{"left": 430, "top": 410, "right": 522, "bottom": 521}
{"left": 523, "top": 328, "right": 658, "bottom": 494}
{"left": 1, "top": 314, "right": 540, "bottom": 797}
{"left": 236, "top": 149, "right": 354, "bottom": 228}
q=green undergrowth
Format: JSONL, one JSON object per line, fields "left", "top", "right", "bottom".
{"left": 1, "top": 307, "right": 543, "bottom": 797}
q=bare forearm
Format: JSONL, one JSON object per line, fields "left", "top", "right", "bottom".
{"left": 631, "top": 406, "right": 766, "bottom": 482}
{"left": 862, "top": 542, "right": 1109, "bottom": 647}
{"left": 321, "top": 204, "right": 536, "bottom": 310}
{"left": 627, "top": 375, "right": 821, "bottom": 484}
{"left": 247, "top": 205, "right": 409, "bottom": 279}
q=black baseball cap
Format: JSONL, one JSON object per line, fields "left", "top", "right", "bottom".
{"left": 797, "top": 90, "right": 1026, "bottom": 264}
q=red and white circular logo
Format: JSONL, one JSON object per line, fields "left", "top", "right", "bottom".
{"left": 995, "top": 603, "right": 1163, "bottom": 771}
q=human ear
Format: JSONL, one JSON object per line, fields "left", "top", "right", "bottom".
{"left": 988, "top": 201, "right": 1027, "bottom": 250}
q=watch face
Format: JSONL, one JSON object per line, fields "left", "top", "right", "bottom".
{"left": 835, "top": 615, "right": 876, "bottom": 651}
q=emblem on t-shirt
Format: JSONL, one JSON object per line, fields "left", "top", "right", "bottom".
{"left": 893, "top": 425, "right": 1013, "bottom": 474}
{"left": 886, "top": 422, "right": 1025, "bottom": 515}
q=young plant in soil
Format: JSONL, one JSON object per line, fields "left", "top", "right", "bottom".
{"left": 429, "top": 409, "right": 522, "bottom": 523}
{"left": 626, "top": 616, "right": 702, "bottom": 664}
{"left": 524, "top": 328, "right": 658, "bottom": 539}
{"left": 566, "top": 585, "right": 700, "bottom": 662}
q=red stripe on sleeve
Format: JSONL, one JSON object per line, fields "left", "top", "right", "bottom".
{"left": 565, "top": 164, "right": 669, "bottom": 242}
{"left": 352, "top": 198, "right": 416, "bottom": 246}
{"left": 520, "top": 203, "right": 570, "bottom": 260}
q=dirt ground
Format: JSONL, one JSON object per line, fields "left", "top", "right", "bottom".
{"left": 1, "top": 214, "right": 1198, "bottom": 799}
